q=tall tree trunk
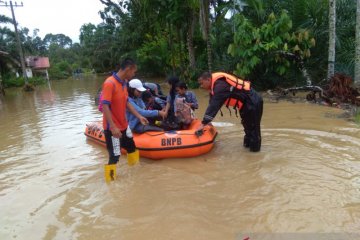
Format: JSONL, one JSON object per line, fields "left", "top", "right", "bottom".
{"left": 206, "top": 34, "right": 212, "bottom": 73}
{"left": 178, "top": 27, "right": 185, "bottom": 72}
{"left": 200, "top": 0, "right": 212, "bottom": 72}
{"left": 355, "top": 0, "right": 360, "bottom": 86}
{"left": 327, "top": 0, "right": 336, "bottom": 80}
{"left": 168, "top": 23, "right": 176, "bottom": 74}
{"left": 0, "top": 72, "right": 4, "bottom": 96}
{"left": 187, "top": 11, "right": 196, "bottom": 70}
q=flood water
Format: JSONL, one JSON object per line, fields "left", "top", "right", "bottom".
{"left": 0, "top": 77, "right": 359, "bottom": 240}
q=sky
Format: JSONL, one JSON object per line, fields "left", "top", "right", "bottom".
{"left": 1, "top": 0, "right": 105, "bottom": 43}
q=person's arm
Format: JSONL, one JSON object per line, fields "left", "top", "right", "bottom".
{"left": 129, "top": 98, "right": 159, "bottom": 118}
{"left": 189, "top": 91, "right": 198, "bottom": 109}
{"left": 197, "top": 81, "right": 230, "bottom": 131}
{"left": 127, "top": 101, "right": 149, "bottom": 125}
{"left": 155, "top": 97, "right": 166, "bottom": 109}
{"left": 103, "top": 104, "right": 121, "bottom": 138}
{"left": 164, "top": 95, "right": 171, "bottom": 118}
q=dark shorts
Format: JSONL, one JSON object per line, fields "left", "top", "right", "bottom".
{"left": 104, "top": 128, "right": 136, "bottom": 164}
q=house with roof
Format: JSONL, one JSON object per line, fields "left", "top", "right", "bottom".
{"left": 25, "top": 56, "right": 50, "bottom": 80}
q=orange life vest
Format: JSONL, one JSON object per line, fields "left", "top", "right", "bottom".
{"left": 210, "top": 72, "right": 251, "bottom": 110}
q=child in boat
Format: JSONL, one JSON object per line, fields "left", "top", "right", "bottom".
{"left": 126, "top": 79, "right": 166, "bottom": 133}
{"left": 175, "top": 81, "right": 198, "bottom": 111}
{"left": 174, "top": 81, "right": 197, "bottom": 128}
{"left": 142, "top": 90, "right": 166, "bottom": 111}
{"left": 163, "top": 77, "right": 195, "bottom": 130}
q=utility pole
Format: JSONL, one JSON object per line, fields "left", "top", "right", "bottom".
{"left": 0, "top": 0, "right": 28, "bottom": 85}
{"left": 327, "top": 0, "right": 336, "bottom": 81}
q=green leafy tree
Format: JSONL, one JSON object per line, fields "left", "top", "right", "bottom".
{"left": 228, "top": 11, "right": 315, "bottom": 88}
{"left": 43, "top": 33, "right": 72, "bottom": 49}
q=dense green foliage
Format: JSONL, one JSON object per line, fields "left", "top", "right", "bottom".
{"left": 228, "top": 11, "right": 315, "bottom": 88}
{"left": 2, "top": 75, "right": 45, "bottom": 88}
{"left": 0, "top": 0, "right": 358, "bottom": 90}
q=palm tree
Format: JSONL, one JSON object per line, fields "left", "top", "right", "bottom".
{"left": 199, "top": 0, "right": 212, "bottom": 72}
{"left": 355, "top": 0, "right": 360, "bottom": 86}
{"left": 187, "top": 9, "right": 197, "bottom": 70}
{"left": 328, "top": 0, "right": 336, "bottom": 80}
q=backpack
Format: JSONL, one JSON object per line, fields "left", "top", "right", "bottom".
{"left": 175, "top": 97, "right": 194, "bottom": 125}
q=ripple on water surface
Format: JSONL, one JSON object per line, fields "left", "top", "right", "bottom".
{"left": 0, "top": 81, "right": 360, "bottom": 239}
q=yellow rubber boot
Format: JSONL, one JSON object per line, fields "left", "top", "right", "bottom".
{"left": 127, "top": 149, "right": 139, "bottom": 166}
{"left": 104, "top": 164, "right": 116, "bottom": 182}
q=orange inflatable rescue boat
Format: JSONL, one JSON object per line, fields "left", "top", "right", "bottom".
{"left": 84, "top": 119, "right": 217, "bottom": 160}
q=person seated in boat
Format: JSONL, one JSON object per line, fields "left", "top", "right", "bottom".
{"left": 175, "top": 81, "right": 198, "bottom": 111}
{"left": 141, "top": 90, "right": 166, "bottom": 126}
{"left": 143, "top": 82, "right": 165, "bottom": 98}
{"left": 126, "top": 79, "right": 166, "bottom": 133}
{"left": 163, "top": 76, "right": 194, "bottom": 130}
{"left": 142, "top": 90, "right": 166, "bottom": 111}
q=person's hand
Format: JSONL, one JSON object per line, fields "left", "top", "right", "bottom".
{"left": 196, "top": 123, "right": 205, "bottom": 132}
{"left": 195, "top": 123, "right": 205, "bottom": 136}
{"left": 158, "top": 110, "right": 166, "bottom": 119}
{"left": 110, "top": 126, "right": 122, "bottom": 138}
{"left": 139, "top": 116, "right": 149, "bottom": 125}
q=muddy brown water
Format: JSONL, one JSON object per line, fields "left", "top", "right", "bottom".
{"left": 0, "top": 77, "right": 359, "bottom": 239}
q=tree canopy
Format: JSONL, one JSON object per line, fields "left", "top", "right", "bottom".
{"left": 0, "top": 0, "right": 358, "bottom": 89}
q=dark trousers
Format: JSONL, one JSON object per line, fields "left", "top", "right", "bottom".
{"left": 133, "top": 124, "right": 163, "bottom": 133}
{"left": 104, "top": 129, "right": 136, "bottom": 164}
{"left": 240, "top": 90, "right": 263, "bottom": 152}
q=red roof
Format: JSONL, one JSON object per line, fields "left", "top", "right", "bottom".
{"left": 26, "top": 56, "right": 50, "bottom": 69}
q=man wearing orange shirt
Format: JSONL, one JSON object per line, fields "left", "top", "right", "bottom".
{"left": 102, "top": 58, "right": 148, "bottom": 182}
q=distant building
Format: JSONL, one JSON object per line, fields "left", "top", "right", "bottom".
{"left": 25, "top": 56, "right": 50, "bottom": 80}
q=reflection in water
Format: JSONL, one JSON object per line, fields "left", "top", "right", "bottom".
{"left": 0, "top": 78, "right": 359, "bottom": 239}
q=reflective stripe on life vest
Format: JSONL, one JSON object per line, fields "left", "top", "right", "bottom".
{"left": 210, "top": 72, "right": 251, "bottom": 95}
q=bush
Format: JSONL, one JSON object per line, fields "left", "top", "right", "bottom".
{"left": 48, "top": 61, "right": 72, "bottom": 79}
{"left": 29, "top": 77, "right": 46, "bottom": 86}
{"left": 3, "top": 73, "right": 47, "bottom": 88}
{"left": 3, "top": 76, "right": 24, "bottom": 88}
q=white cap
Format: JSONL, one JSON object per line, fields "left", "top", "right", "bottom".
{"left": 129, "top": 79, "right": 146, "bottom": 92}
